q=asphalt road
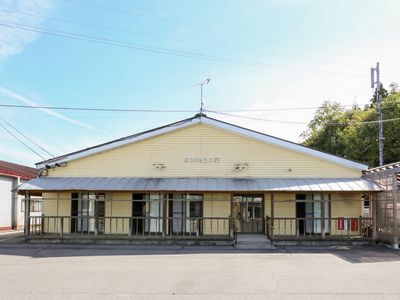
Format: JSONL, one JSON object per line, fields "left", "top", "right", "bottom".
{"left": 1, "top": 243, "right": 400, "bottom": 299}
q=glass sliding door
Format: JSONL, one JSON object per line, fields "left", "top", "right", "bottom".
{"left": 148, "top": 193, "right": 163, "bottom": 234}
{"left": 95, "top": 193, "right": 105, "bottom": 234}
{"left": 132, "top": 193, "right": 163, "bottom": 235}
{"left": 132, "top": 193, "right": 146, "bottom": 235}
{"left": 170, "top": 193, "right": 185, "bottom": 234}
{"left": 168, "top": 193, "right": 203, "bottom": 235}
{"left": 186, "top": 194, "right": 203, "bottom": 235}
{"left": 296, "top": 193, "right": 330, "bottom": 235}
{"left": 71, "top": 192, "right": 105, "bottom": 234}
{"left": 233, "top": 195, "right": 263, "bottom": 233}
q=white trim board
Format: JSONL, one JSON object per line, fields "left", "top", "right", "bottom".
{"left": 36, "top": 115, "right": 368, "bottom": 171}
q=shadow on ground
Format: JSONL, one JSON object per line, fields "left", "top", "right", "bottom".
{"left": 0, "top": 240, "right": 399, "bottom": 264}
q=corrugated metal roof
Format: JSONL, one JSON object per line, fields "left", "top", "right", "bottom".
{"left": 18, "top": 177, "right": 382, "bottom": 192}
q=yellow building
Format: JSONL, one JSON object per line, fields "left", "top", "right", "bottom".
{"left": 19, "top": 114, "right": 381, "bottom": 244}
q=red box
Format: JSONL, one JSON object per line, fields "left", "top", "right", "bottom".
{"left": 338, "top": 218, "right": 345, "bottom": 230}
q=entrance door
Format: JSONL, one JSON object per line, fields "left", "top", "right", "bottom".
{"left": 168, "top": 193, "right": 203, "bottom": 235}
{"left": 296, "top": 194, "right": 330, "bottom": 235}
{"left": 148, "top": 194, "right": 163, "bottom": 233}
{"left": 186, "top": 194, "right": 203, "bottom": 235}
{"left": 95, "top": 195, "right": 105, "bottom": 235}
{"left": 71, "top": 192, "right": 105, "bottom": 234}
{"left": 296, "top": 201, "right": 306, "bottom": 235}
{"left": 71, "top": 193, "right": 79, "bottom": 233}
{"left": 132, "top": 194, "right": 146, "bottom": 235}
{"left": 233, "top": 195, "right": 263, "bottom": 233}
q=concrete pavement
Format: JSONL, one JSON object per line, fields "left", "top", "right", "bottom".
{"left": 1, "top": 243, "right": 400, "bottom": 299}
{"left": 0, "top": 230, "right": 24, "bottom": 243}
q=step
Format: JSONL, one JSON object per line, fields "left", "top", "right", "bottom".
{"left": 235, "top": 234, "right": 273, "bottom": 249}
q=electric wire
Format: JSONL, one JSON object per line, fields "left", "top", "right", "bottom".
{"left": 0, "top": 104, "right": 197, "bottom": 113}
{"left": 0, "top": 100, "right": 398, "bottom": 113}
{"left": 209, "top": 110, "right": 400, "bottom": 126}
{"left": 219, "top": 101, "right": 400, "bottom": 112}
{"left": 1, "top": 103, "right": 398, "bottom": 126}
{"left": 0, "top": 22, "right": 365, "bottom": 77}
{"left": 0, "top": 122, "right": 46, "bottom": 160}
{"left": 0, "top": 7, "right": 375, "bottom": 70}
{"left": 60, "top": 0, "right": 377, "bottom": 61}
{"left": 0, "top": 117, "right": 55, "bottom": 158}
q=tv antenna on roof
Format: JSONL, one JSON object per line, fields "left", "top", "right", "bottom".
{"left": 193, "top": 78, "right": 210, "bottom": 115}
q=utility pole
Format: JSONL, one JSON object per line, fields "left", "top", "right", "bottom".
{"left": 193, "top": 78, "right": 210, "bottom": 115}
{"left": 371, "top": 62, "right": 384, "bottom": 166}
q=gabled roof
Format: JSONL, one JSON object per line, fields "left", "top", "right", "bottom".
{"left": 36, "top": 114, "right": 368, "bottom": 171}
{"left": 0, "top": 160, "right": 38, "bottom": 179}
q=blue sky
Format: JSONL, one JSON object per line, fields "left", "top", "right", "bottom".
{"left": 1, "top": 0, "right": 400, "bottom": 166}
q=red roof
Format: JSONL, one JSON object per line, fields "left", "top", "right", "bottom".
{"left": 0, "top": 160, "right": 38, "bottom": 179}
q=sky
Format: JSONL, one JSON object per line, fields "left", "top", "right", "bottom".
{"left": 1, "top": 0, "right": 400, "bottom": 167}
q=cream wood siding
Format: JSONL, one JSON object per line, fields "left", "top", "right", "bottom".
{"left": 331, "top": 193, "right": 363, "bottom": 218}
{"left": 58, "top": 193, "right": 71, "bottom": 234}
{"left": 47, "top": 123, "right": 361, "bottom": 178}
{"left": 105, "top": 193, "right": 131, "bottom": 234}
{"left": 203, "top": 193, "right": 230, "bottom": 235}
{"left": 330, "top": 192, "right": 363, "bottom": 236}
{"left": 273, "top": 193, "right": 296, "bottom": 235}
{"left": 41, "top": 193, "right": 57, "bottom": 234}
{"left": 264, "top": 193, "right": 271, "bottom": 217}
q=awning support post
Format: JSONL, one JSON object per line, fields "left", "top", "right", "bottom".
{"left": 271, "top": 193, "right": 274, "bottom": 241}
{"left": 230, "top": 194, "right": 234, "bottom": 238}
{"left": 372, "top": 193, "right": 377, "bottom": 241}
{"left": 321, "top": 194, "right": 328, "bottom": 239}
{"left": 162, "top": 194, "right": 167, "bottom": 237}
{"left": 24, "top": 191, "right": 30, "bottom": 240}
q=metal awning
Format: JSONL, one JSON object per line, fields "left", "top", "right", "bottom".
{"left": 18, "top": 177, "right": 382, "bottom": 192}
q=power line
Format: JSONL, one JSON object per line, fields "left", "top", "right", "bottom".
{"left": 210, "top": 111, "right": 306, "bottom": 125}
{"left": 220, "top": 102, "right": 400, "bottom": 112}
{"left": 0, "top": 117, "right": 55, "bottom": 158}
{"left": 0, "top": 103, "right": 399, "bottom": 127}
{"left": 0, "top": 22, "right": 365, "bottom": 77}
{"left": 0, "top": 121, "right": 46, "bottom": 160}
{"left": 60, "top": 0, "right": 377, "bottom": 61}
{"left": 0, "top": 101, "right": 398, "bottom": 113}
{"left": 209, "top": 110, "right": 400, "bottom": 126}
{"left": 0, "top": 104, "right": 197, "bottom": 113}
{"left": 0, "top": 7, "right": 374, "bottom": 70}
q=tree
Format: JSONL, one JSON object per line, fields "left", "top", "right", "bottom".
{"left": 301, "top": 85, "right": 400, "bottom": 167}
{"left": 301, "top": 101, "right": 357, "bottom": 159}
{"left": 389, "top": 82, "right": 399, "bottom": 94}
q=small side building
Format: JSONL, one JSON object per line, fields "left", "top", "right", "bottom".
{"left": 0, "top": 160, "right": 38, "bottom": 231}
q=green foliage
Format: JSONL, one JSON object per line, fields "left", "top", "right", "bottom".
{"left": 301, "top": 89, "right": 400, "bottom": 167}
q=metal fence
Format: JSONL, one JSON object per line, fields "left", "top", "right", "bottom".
{"left": 364, "top": 163, "right": 400, "bottom": 246}
{"left": 27, "top": 216, "right": 232, "bottom": 239}
{"left": 265, "top": 217, "right": 373, "bottom": 240}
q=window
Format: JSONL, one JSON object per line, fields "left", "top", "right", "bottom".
{"left": 296, "top": 193, "right": 330, "bottom": 235}
{"left": 70, "top": 192, "right": 106, "bottom": 234}
{"left": 21, "top": 199, "right": 42, "bottom": 212}
{"left": 189, "top": 201, "right": 202, "bottom": 217}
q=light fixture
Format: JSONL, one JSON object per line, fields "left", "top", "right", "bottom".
{"left": 233, "top": 163, "right": 248, "bottom": 171}
{"left": 153, "top": 163, "right": 166, "bottom": 170}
